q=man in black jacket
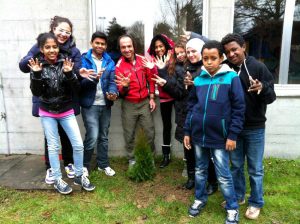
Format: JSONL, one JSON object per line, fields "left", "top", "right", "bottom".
{"left": 221, "top": 33, "right": 276, "bottom": 220}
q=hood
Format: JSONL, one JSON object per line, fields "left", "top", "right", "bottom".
{"left": 147, "top": 34, "right": 174, "bottom": 56}
{"left": 200, "top": 63, "right": 234, "bottom": 77}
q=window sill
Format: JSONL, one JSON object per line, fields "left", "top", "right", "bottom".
{"left": 275, "top": 84, "right": 300, "bottom": 97}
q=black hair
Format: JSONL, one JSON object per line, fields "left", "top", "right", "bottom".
{"left": 221, "top": 33, "right": 245, "bottom": 47}
{"left": 37, "top": 32, "right": 59, "bottom": 48}
{"left": 149, "top": 34, "right": 173, "bottom": 56}
{"left": 201, "top": 40, "right": 224, "bottom": 57}
{"left": 117, "top": 34, "right": 136, "bottom": 51}
{"left": 49, "top": 15, "right": 73, "bottom": 33}
{"left": 91, "top": 31, "right": 107, "bottom": 43}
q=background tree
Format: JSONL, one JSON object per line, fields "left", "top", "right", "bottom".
{"left": 127, "top": 21, "right": 144, "bottom": 55}
{"left": 106, "top": 17, "right": 127, "bottom": 63}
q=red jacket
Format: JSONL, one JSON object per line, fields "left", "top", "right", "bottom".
{"left": 116, "top": 54, "right": 156, "bottom": 103}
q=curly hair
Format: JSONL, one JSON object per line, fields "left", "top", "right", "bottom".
{"left": 149, "top": 34, "right": 173, "bottom": 57}
{"left": 221, "top": 33, "right": 245, "bottom": 47}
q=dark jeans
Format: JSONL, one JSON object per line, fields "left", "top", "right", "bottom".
{"left": 81, "top": 105, "right": 111, "bottom": 169}
{"left": 160, "top": 101, "right": 174, "bottom": 150}
{"left": 44, "top": 123, "right": 73, "bottom": 170}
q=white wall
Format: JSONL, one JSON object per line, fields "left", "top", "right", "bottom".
{"left": 0, "top": 0, "right": 300, "bottom": 159}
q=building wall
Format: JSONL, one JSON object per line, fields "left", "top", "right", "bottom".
{"left": 0, "top": 0, "right": 299, "bottom": 159}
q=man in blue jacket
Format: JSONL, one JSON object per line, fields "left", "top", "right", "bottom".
{"left": 221, "top": 33, "right": 276, "bottom": 220}
{"left": 80, "top": 31, "right": 118, "bottom": 177}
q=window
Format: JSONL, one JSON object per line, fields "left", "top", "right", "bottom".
{"left": 155, "top": 0, "right": 203, "bottom": 41}
{"left": 234, "top": 0, "right": 286, "bottom": 83}
{"left": 288, "top": 1, "right": 300, "bottom": 84}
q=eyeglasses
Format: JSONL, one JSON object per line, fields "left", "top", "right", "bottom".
{"left": 56, "top": 28, "right": 72, "bottom": 36}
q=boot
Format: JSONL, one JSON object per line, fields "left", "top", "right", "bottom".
{"left": 183, "top": 171, "right": 195, "bottom": 190}
{"left": 159, "top": 154, "right": 170, "bottom": 168}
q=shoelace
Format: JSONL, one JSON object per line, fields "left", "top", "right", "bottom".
{"left": 192, "top": 200, "right": 202, "bottom": 209}
{"left": 57, "top": 179, "right": 68, "bottom": 189}
{"left": 82, "top": 175, "right": 90, "bottom": 186}
{"left": 227, "top": 210, "right": 238, "bottom": 221}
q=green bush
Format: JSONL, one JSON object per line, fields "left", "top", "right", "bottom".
{"left": 127, "top": 129, "right": 156, "bottom": 182}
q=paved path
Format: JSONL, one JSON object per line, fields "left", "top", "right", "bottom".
{"left": 0, "top": 155, "right": 81, "bottom": 191}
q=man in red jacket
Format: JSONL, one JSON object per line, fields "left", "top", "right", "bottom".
{"left": 115, "top": 34, "right": 156, "bottom": 166}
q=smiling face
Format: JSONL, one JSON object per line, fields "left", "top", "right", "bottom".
{"left": 202, "top": 48, "right": 224, "bottom": 76}
{"left": 119, "top": 36, "right": 135, "bottom": 62}
{"left": 174, "top": 46, "right": 186, "bottom": 62}
{"left": 53, "top": 22, "right": 72, "bottom": 44}
{"left": 154, "top": 40, "right": 166, "bottom": 57}
{"left": 91, "top": 37, "right": 107, "bottom": 58}
{"left": 186, "top": 47, "right": 201, "bottom": 63}
{"left": 223, "top": 41, "right": 246, "bottom": 66}
{"left": 40, "top": 38, "right": 59, "bottom": 63}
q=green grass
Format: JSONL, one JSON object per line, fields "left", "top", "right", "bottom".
{"left": 0, "top": 157, "right": 299, "bottom": 224}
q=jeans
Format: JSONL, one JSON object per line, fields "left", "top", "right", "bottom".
{"left": 194, "top": 144, "right": 238, "bottom": 210}
{"left": 230, "top": 128, "right": 265, "bottom": 208}
{"left": 160, "top": 100, "right": 174, "bottom": 148}
{"left": 40, "top": 114, "right": 83, "bottom": 180}
{"left": 81, "top": 105, "right": 111, "bottom": 169}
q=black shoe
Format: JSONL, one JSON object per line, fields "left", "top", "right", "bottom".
{"left": 159, "top": 154, "right": 170, "bottom": 168}
{"left": 206, "top": 183, "right": 218, "bottom": 195}
{"left": 183, "top": 178, "right": 195, "bottom": 190}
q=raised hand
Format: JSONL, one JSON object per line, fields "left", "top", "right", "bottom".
{"left": 63, "top": 58, "right": 74, "bottom": 73}
{"left": 154, "top": 55, "right": 167, "bottom": 69}
{"left": 79, "top": 68, "right": 97, "bottom": 81}
{"left": 28, "top": 58, "right": 42, "bottom": 72}
{"left": 184, "top": 71, "right": 194, "bottom": 88}
{"left": 142, "top": 57, "right": 155, "bottom": 69}
{"left": 248, "top": 75, "right": 262, "bottom": 94}
{"left": 115, "top": 72, "right": 131, "bottom": 87}
{"left": 180, "top": 28, "right": 191, "bottom": 43}
{"left": 151, "top": 74, "right": 167, "bottom": 87}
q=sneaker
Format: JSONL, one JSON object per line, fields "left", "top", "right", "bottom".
{"left": 54, "top": 178, "right": 72, "bottom": 195}
{"left": 45, "top": 168, "right": 55, "bottom": 185}
{"left": 188, "top": 200, "right": 205, "bottom": 217}
{"left": 74, "top": 175, "right": 95, "bottom": 192}
{"left": 225, "top": 209, "right": 239, "bottom": 224}
{"left": 65, "top": 164, "right": 75, "bottom": 179}
{"left": 245, "top": 206, "right": 260, "bottom": 220}
{"left": 83, "top": 167, "right": 89, "bottom": 177}
{"left": 221, "top": 199, "right": 245, "bottom": 208}
{"left": 98, "top": 166, "right": 116, "bottom": 176}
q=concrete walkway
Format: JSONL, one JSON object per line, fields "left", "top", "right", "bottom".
{"left": 0, "top": 155, "right": 81, "bottom": 191}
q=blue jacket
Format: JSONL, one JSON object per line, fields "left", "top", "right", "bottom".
{"left": 184, "top": 64, "right": 245, "bottom": 149}
{"left": 19, "top": 37, "right": 82, "bottom": 116}
{"left": 80, "top": 49, "right": 117, "bottom": 108}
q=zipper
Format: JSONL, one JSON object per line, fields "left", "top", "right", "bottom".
{"left": 222, "top": 119, "right": 227, "bottom": 137}
{"left": 202, "top": 77, "right": 213, "bottom": 146}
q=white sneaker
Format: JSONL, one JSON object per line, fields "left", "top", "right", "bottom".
{"left": 83, "top": 167, "right": 89, "bottom": 177}
{"left": 45, "top": 168, "right": 55, "bottom": 185}
{"left": 64, "top": 163, "right": 75, "bottom": 179}
{"left": 98, "top": 166, "right": 116, "bottom": 176}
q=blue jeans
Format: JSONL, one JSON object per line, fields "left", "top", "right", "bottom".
{"left": 230, "top": 128, "right": 265, "bottom": 208}
{"left": 81, "top": 105, "right": 111, "bottom": 169}
{"left": 194, "top": 144, "right": 238, "bottom": 210}
{"left": 40, "top": 114, "right": 83, "bottom": 180}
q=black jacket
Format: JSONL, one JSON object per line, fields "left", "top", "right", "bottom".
{"left": 227, "top": 56, "right": 276, "bottom": 129}
{"left": 30, "top": 54, "right": 80, "bottom": 114}
{"left": 158, "top": 60, "right": 203, "bottom": 142}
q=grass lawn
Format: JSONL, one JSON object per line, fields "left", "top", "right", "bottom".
{"left": 0, "top": 157, "right": 299, "bottom": 224}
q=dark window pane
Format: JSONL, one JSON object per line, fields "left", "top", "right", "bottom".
{"left": 288, "top": 2, "right": 300, "bottom": 84}
{"left": 234, "top": 0, "right": 285, "bottom": 83}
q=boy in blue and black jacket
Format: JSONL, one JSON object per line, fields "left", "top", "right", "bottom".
{"left": 80, "top": 31, "right": 118, "bottom": 176}
{"left": 184, "top": 40, "right": 245, "bottom": 224}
